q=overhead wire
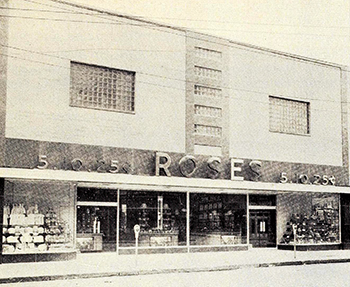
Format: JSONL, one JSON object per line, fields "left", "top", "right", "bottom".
{"left": 0, "top": 0, "right": 343, "bottom": 38}
{"left": 15, "top": 0, "right": 350, "bottom": 59}
{"left": 0, "top": 44, "right": 342, "bottom": 99}
{"left": 0, "top": 1, "right": 346, "bottom": 153}
{"left": 0, "top": 50, "right": 348, "bottom": 112}
{"left": 1, "top": 6, "right": 349, "bottom": 30}
{"left": 0, "top": 13, "right": 349, "bottom": 37}
{"left": 22, "top": 0, "right": 186, "bottom": 33}
{"left": 7, "top": 0, "right": 348, "bottom": 73}
{"left": 0, "top": 0, "right": 348, "bottom": 108}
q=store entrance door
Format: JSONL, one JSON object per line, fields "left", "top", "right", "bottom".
{"left": 341, "top": 194, "right": 350, "bottom": 249}
{"left": 249, "top": 210, "right": 276, "bottom": 247}
{"left": 76, "top": 188, "right": 118, "bottom": 253}
{"left": 76, "top": 205, "right": 117, "bottom": 252}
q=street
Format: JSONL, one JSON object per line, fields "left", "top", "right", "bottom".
{"left": 6, "top": 262, "right": 350, "bottom": 287}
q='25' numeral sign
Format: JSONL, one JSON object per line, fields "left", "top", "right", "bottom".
{"left": 36, "top": 155, "right": 130, "bottom": 173}
{"left": 280, "top": 172, "right": 335, "bottom": 185}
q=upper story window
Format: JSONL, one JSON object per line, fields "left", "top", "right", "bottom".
{"left": 194, "top": 85, "right": 222, "bottom": 98}
{"left": 195, "top": 47, "right": 222, "bottom": 61}
{"left": 194, "top": 124, "right": 222, "bottom": 137}
{"left": 194, "top": 66, "right": 222, "bottom": 80}
{"left": 194, "top": 105, "right": 222, "bottom": 118}
{"left": 269, "top": 96, "right": 310, "bottom": 135}
{"left": 70, "top": 62, "right": 135, "bottom": 113}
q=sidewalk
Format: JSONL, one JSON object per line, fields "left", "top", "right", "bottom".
{"left": 1, "top": 248, "right": 350, "bottom": 284}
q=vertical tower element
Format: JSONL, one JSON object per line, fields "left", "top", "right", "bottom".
{"left": 185, "top": 31, "right": 230, "bottom": 157}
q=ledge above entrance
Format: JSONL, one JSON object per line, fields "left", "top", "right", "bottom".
{"left": 1, "top": 168, "right": 350, "bottom": 194}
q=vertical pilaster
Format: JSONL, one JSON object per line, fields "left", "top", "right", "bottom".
{"left": 246, "top": 194, "right": 250, "bottom": 247}
{"left": 341, "top": 68, "right": 350, "bottom": 185}
{"left": 185, "top": 31, "right": 230, "bottom": 157}
{"left": 186, "top": 191, "right": 190, "bottom": 253}
{"left": 116, "top": 189, "right": 120, "bottom": 255}
{"left": 185, "top": 33, "right": 195, "bottom": 155}
{"left": 72, "top": 183, "right": 77, "bottom": 250}
{"left": 0, "top": 178, "right": 4, "bottom": 264}
{"left": 0, "top": 0, "right": 9, "bottom": 167}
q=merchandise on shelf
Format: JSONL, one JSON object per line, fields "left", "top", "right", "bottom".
{"left": 162, "top": 204, "right": 175, "bottom": 231}
{"left": 281, "top": 203, "right": 339, "bottom": 245}
{"left": 135, "top": 202, "right": 179, "bottom": 249}
{"left": 2, "top": 204, "right": 72, "bottom": 253}
{"left": 197, "top": 198, "right": 240, "bottom": 234}
{"left": 137, "top": 202, "right": 179, "bottom": 235}
{"left": 77, "top": 207, "right": 101, "bottom": 234}
{"left": 3, "top": 205, "right": 10, "bottom": 226}
{"left": 138, "top": 203, "right": 151, "bottom": 232}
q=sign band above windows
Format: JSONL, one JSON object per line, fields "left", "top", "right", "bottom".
{"left": 30, "top": 152, "right": 338, "bottom": 186}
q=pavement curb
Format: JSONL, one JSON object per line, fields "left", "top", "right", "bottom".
{"left": 1, "top": 257, "right": 350, "bottom": 284}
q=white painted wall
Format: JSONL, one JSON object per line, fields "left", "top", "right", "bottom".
{"left": 229, "top": 46, "right": 343, "bottom": 166}
{"left": 5, "top": 0, "right": 186, "bottom": 153}
{"left": 4, "top": 0, "right": 346, "bottom": 166}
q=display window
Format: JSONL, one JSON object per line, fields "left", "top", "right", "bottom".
{"left": 190, "top": 194, "right": 247, "bottom": 246}
{"left": 119, "top": 191, "right": 187, "bottom": 247}
{"left": 341, "top": 194, "right": 350, "bottom": 247}
{"left": 2, "top": 180, "right": 74, "bottom": 254}
{"left": 279, "top": 193, "right": 340, "bottom": 245}
{"left": 76, "top": 188, "right": 118, "bottom": 252}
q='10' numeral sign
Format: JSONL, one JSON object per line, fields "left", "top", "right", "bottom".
{"left": 280, "top": 172, "right": 335, "bottom": 185}
{"left": 36, "top": 155, "right": 130, "bottom": 173}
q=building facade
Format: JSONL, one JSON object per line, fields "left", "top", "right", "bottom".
{"left": 1, "top": 0, "right": 350, "bottom": 263}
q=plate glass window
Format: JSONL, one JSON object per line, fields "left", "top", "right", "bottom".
{"left": 190, "top": 194, "right": 247, "bottom": 246}
{"left": 269, "top": 96, "right": 310, "bottom": 135}
{"left": 70, "top": 62, "right": 135, "bottom": 113}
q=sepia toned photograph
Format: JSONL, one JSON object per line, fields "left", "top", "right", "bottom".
{"left": 0, "top": 0, "right": 350, "bottom": 286}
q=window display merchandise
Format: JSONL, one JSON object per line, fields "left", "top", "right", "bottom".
{"left": 76, "top": 205, "right": 116, "bottom": 252}
{"left": 280, "top": 194, "right": 340, "bottom": 245}
{"left": 119, "top": 191, "right": 186, "bottom": 247}
{"left": 76, "top": 188, "right": 117, "bottom": 252}
{"left": 2, "top": 203, "right": 72, "bottom": 254}
{"left": 190, "top": 194, "right": 247, "bottom": 246}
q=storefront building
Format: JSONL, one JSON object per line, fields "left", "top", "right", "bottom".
{"left": 0, "top": 0, "right": 350, "bottom": 263}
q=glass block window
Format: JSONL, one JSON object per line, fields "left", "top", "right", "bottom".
{"left": 194, "top": 124, "right": 222, "bottom": 137}
{"left": 269, "top": 96, "right": 310, "bottom": 135}
{"left": 194, "top": 66, "right": 222, "bottom": 80}
{"left": 70, "top": 62, "right": 135, "bottom": 113}
{"left": 195, "top": 47, "right": 222, "bottom": 61}
{"left": 194, "top": 85, "right": 222, "bottom": 98}
{"left": 194, "top": 105, "right": 222, "bottom": 118}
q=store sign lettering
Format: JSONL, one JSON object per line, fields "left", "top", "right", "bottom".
{"left": 155, "top": 152, "right": 260, "bottom": 180}
{"left": 37, "top": 153, "right": 261, "bottom": 180}
{"left": 207, "top": 157, "right": 221, "bottom": 179}
{"left": 36, "top": 153, "right": 336, "bottom": 185}
{"left": 36, "top": 155, "right": 131, "bottom": 174}
{"left": 279, "top": 172, "right": 336, "bottom": 185}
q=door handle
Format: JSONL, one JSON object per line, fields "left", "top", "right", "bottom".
{"left": 259, "top": 221, "right": 266, "bottom": 233}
